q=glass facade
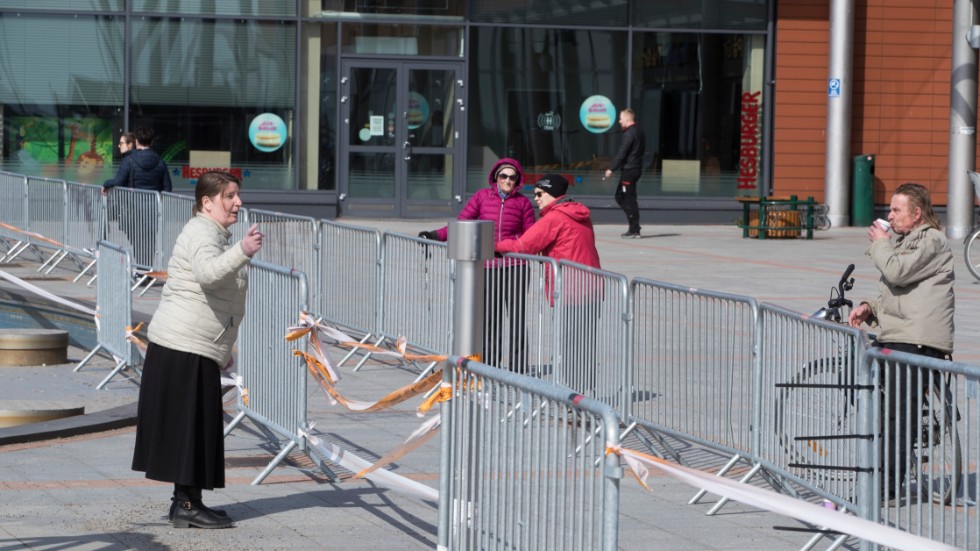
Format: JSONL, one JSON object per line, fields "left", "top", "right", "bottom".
{"left": 0, "top": 1, "right": 772, "bottom": 210}
{"left": 130, "top": 17, "right": 297, "bottom": 189}
{"left": 467, "top": 27, "right": 627, "bottom": 194}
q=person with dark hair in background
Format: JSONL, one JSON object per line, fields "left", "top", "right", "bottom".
{"left": 848, "top": 182, "right": 955, "bottom": 502}
{"left": 103, "top": 126, "right": 172, "bottom": 193}
{"left": 118, "top": 132, "right": 136, "bottom": 156}
{"left": 132, "top": 170, "right": 263, "bottom": 529}
{"left": 605, "top": 108, "right": 646, "bottom": 238}
{"left": 102, "top": 127, "right": 172, "bottom": 264}
{"left": 418, "top": 158, "right": 535, "bottom": 372}
{"left": 495, "top": 174, "right": 602, "bottom": 391}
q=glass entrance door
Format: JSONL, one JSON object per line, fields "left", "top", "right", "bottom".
{"left": 340, "top": 60, "right": 464, "bottom": 218}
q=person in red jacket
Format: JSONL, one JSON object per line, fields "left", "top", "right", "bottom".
{"left": 495, "top": 174, "right": 602, "bottom": 392}
{"left": 418, "top": 158, "right": 535, "bottom": 372}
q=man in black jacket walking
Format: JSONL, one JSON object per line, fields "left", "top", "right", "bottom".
{"left": 605, "top": 108, "right": 646, "bottom": 238}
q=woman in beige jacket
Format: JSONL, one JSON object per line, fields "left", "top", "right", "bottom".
{"left": 131, "top": 171, "right": 263, "bottom": 529}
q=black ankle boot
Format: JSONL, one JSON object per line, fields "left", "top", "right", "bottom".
{"left": 172, "top": 500, "right": 234, "bottom": 529}
{"left": 170, "top": 497, "right": 226, "bottom": 521}
{"left": 193, "top": 499, "right": 228, "bottom": 518}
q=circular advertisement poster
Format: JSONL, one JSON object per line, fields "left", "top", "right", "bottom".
{"left": 407, "top": 92, "right": 429, "bottom": 130}
{"left": 249, "top": 113, "right": 287, "bottom": 152}
{"left": 579, "top": 95, "right": 615, "bottom": 134}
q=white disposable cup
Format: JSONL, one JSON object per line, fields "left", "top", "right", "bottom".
{"left": 875, "top": 218, "right": 891, "bottom": 232}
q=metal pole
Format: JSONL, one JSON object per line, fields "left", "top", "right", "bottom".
{"left": 447, "top": 220, "right": 493, "bottom": 359}
{"left": 824, "top": 0, "right": 855, "bottom": 228}
{"left": 437, "top": 219, "right": 492, "bottom": 550}
{"left": 946, "top": 0, "right": 979, "bottom": 239}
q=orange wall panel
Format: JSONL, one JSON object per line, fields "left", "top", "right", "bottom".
{"left": 773, "top": 0, "right": 967, "bottom": 206}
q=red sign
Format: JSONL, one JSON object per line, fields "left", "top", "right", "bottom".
{"left": 181, "top": 166, "right": 243, "bottom": 179}
{"left": 738, "top": 91, "right": 761, "bottom": 191}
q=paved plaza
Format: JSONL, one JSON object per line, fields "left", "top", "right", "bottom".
{"left": 1, "top": 221, "right": 977, "bottom": 550}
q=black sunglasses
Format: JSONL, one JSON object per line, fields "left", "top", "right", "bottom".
{"left": 497, "top": 173, "right": 518, "bottom": 182}
{"left": 534, "top": 191, "right": 545, "bottom": 198}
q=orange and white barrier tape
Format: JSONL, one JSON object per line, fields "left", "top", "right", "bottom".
{"left": 0, "top": 268, "right": 96, "bottom": 316}
{"left": 354, "top": 414, "right": 442, "bottom": 479}
{"left": 418, "top": 381, "right": 452, "bottom": 416}
{"left": 0, "top": 222, "right": 66, "bottom": 249}
{"left": 297, "top": 349, "right": 441, "bottom": 412}
{"left": 299, "top": 425, "right": 437, "bottom": 502}
{"left": 287, "top": 311, "right": 448, "bottom": 364}
{"left": 607, "top": 444, "right": 960, "bottom": 551}
{"left": 125, "top": 323, "right": 147, "bottom": 357}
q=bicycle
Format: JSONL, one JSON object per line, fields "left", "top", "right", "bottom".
{"left": 964, "top": 170, "right": 980, "bottom": 281}
{"left": 774, "top": 264, "right": 962, "bottom": 505}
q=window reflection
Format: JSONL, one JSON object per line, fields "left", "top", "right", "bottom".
{"left": 466, "top": 26, "right": 766, "bottom": 198}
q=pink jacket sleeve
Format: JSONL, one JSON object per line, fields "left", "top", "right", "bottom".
{"left": 435, "top": 192, "right": 485, "bottom": 241}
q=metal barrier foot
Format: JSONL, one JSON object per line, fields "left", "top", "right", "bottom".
{"left": 74, "top": 344, "right": 103, "bottom": 372}
{"left": 73, "top": 258, "right": 97, "bottom": 283}
{"left": 95, "top": 359, "right": 138, "bottom": 390}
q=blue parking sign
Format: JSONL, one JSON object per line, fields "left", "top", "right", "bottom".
{"left": 828, "top": 78, "right": 841, "bottom": 98}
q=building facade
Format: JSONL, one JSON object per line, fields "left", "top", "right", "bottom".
{"left": 0, "top": 1, "right": 967, "bottom": 223}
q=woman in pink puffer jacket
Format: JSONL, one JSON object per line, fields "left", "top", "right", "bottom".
{"left": 419, "top": 158, "right": 535, "bottom": 372}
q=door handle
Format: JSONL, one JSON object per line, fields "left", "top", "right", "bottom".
{"left": 403, "top": 140, "right": 412, "bottom": 161}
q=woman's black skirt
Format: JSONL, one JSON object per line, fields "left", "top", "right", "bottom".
{"left": 131, "top": 342, "right": 225, "bottom": 490}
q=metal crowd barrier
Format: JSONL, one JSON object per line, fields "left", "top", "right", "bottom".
{"left": 25, "top": 176, "right": 67, "bottom": 267}
{"left": 224, "top": 261, "right": 335, "bottom": 484}
{"left": 627, "top": 279, "right": 759, "bottom": 476}
{"left": 438, "top": 356, "right": 621, "bottom": 551}
{"left": 62, "top": 181, "right": 103, "bottom": 279}
{"left": 869, "top": 348, "right": 979, "bottom": 549}
{"left": 557, "top": 261, "right": 629, "bottom": 416}
{"left": 248, "top": 209, "right": 318, "bottom": 305}
{"left": 75, "top": 241, "right": 141, "bottom": 389}
{"left": 379, "top": 232, "right": 453, "bottom": 358}
{"left": 0, "top": 172, "right": 28, "bottom": 260}
{"left": 756, "top": 303, "right": 872, "bottom": 513}
{"left": 483, "top": 253, "right": 559, "bottom": 377}
{"left": 11, "top": 169, "right": 980, "bottom": 548}
{"left": 317, "top": 219, "right": 381, "bottom": 338}
{"left": 159, "top": 192, "right": 195, "bottom": 270}
{"left": 104, "top": 187, "right": 163, "bottom": 271}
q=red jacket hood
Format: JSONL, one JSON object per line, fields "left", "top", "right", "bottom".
{"left": 541, "top": 197, "right": 591, "bottom": 223}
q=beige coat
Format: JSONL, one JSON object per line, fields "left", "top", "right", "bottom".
{"left": 865, "top": 224, "right": 955, "bottom": 353}
{"left": 148, "top": 214, "right": 251, "bottom": 366}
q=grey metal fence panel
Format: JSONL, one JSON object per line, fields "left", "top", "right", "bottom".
{"left": 25, "top": 176, "right": 67, "bottom": 253}
{"left": 86, "top": 240, "right": 141, "bottom": 389}
{"left": 64, "top": 181, "right": 103, "bottom": 257}
{"left": 235, "top": 261, "right": 309, "bottom": 460}
{"left": 317, "top": 219, "right": 380, "bottom": 336}
{"left": 483, "top": 253, "right": 559, "bottom": 378}
{"left": 379, "top": 232, "right": 452, "bottom": 354}
{"left": 159, "top": 192, "right": 194, "bottom": 269}
{"left": 438, "top": 356, "right": 621, "bottom": 551}
{"left": 229, "top": 206, "right": 249, "bottom": 245}
{"left": 756, "top": 302, "right": 869, "bottom": 510}
{"left": 104, "top": 187, "right": 162, "bottom": 270}
{"left": 869, "top": 348, "right": 980, "bottom": 548}
{"left": 629, "top": 278, "right": 759, "bottom": 457}
{"left": 95, "top": 241, "right": 133, "bottom": 365}
{"left": 247, "top": 209, "right": 317, "bottom": 305}
{"left": 557, "top": 260, "right": 630, "bottom": 416}
{"left": 0, "top": 172, "right": 27, "bottom": 243}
